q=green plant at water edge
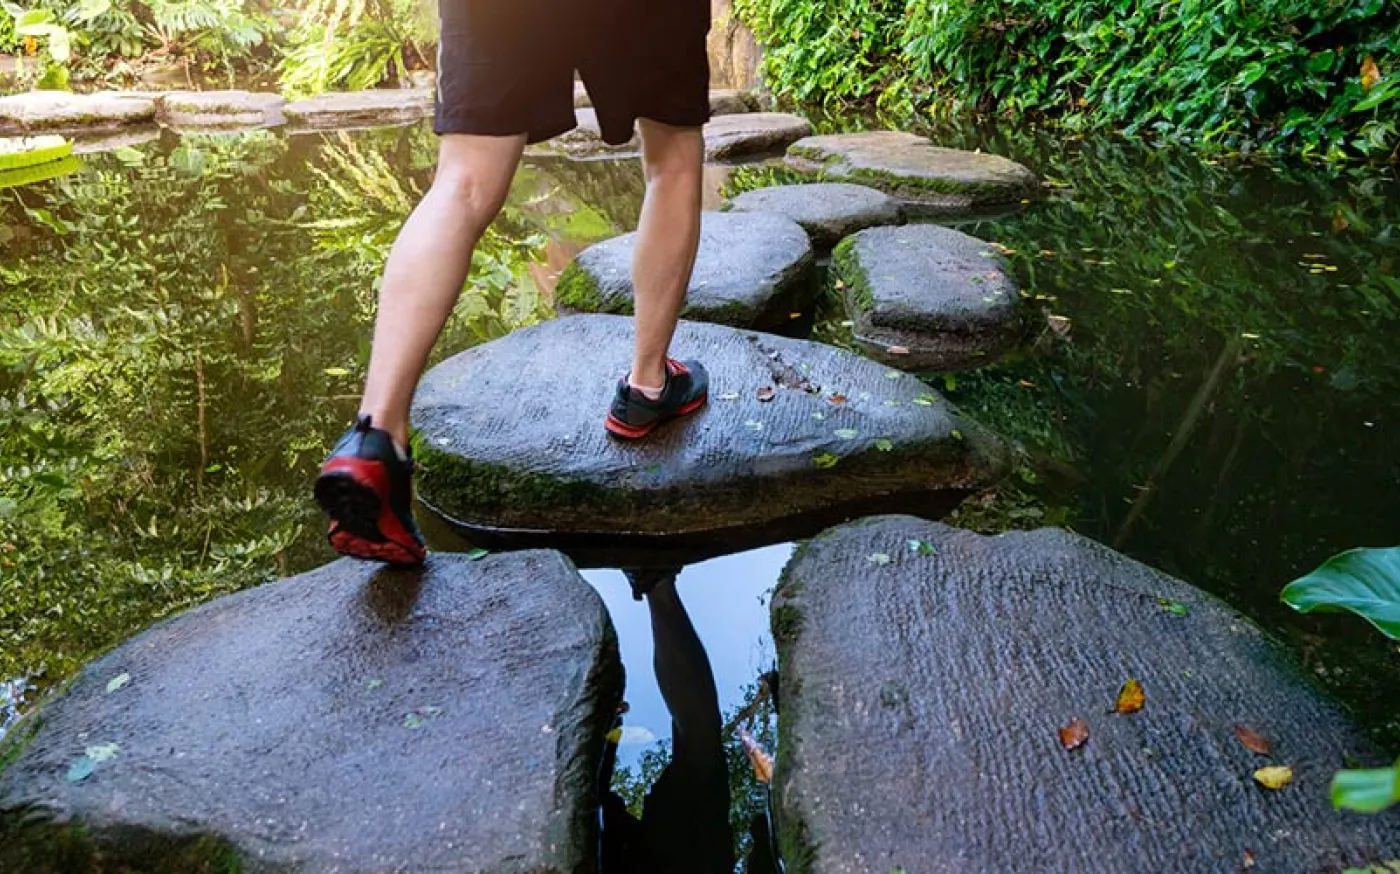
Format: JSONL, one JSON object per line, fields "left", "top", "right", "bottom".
{"left": 735, "top": 0, "right": 1400, "bottom": 159}
{"left": 2, "top": 4, "right": 72, "bottom": 89}
{"left": 1282, "top": 546, "right": 1400, "bottom": 813}
{"left": 279, "top": 0, "right": 433, "bottom": 97}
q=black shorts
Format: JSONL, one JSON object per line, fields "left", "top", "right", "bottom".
{"left": 435, "top": 0, "right": 712, "bottom": 145}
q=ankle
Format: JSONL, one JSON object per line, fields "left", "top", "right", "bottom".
{"left": 359, "top": 411, "right": 411, "bottom": 458}
{"left": 629, "top": 361, "right": 667, "bottom": 393}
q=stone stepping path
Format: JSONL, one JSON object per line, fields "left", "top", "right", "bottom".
{"left": 157, "top": 90, "right": 286, "bottom": 128}
{"left": 412, "top": 315, "right": 1007, "bottom": 555}
{"left": 727, "top": 181, "right": 903, "bottom": 249}
{"left": 787, "top": 130, "right": 1041, "bottom": 214}
{"left": 284, "top": 88, "right": 434, "bottom": 129}
{"left": 773, "top": 517, "right": 1400, "bottom": 873}
{"left": 573, "top": 82, "right": 756, "bottom": 117}
{"left": 704, "top": 111, "right": 811, "bottom": 162}
{"left": 0, "top": 91, "right": 154, "bottom": 134}
{"left": 557, "top": 210, "right": 815, "bottom": 329}
{"left": 833, "top": 224, "right": 1022, "bottom": 371}
{"left": 0, "top": 552, "right": 620, "bottom": 873}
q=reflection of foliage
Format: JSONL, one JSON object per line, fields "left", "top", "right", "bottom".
{"left": 0, "top": 123, "right": 554, "bottom": 688}
{"left": 611, "top": 681, "right": 778, "bottom": 868}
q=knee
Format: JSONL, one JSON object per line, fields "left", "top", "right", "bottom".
{"left": 641, "top": 133, "right": 703, "bottom": 186}
{"left": 431, "top": 166, "right": 491, "bottom": 210}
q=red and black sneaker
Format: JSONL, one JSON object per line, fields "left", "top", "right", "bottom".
{"left": 604, "top": 358, "right": 709, "bottom": 440}
{"left": 314, "top": 415, "right": 427, "bottom": 566}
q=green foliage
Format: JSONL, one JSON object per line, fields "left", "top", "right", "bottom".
{"left": 737, "top": 0, "right": 1400, "bottom": 158}
{"left": 1283, "top": 546, "right": 1400, "bottom": 639}
{"left": 1332, "top": 760, "right": 1400, "bottom": 814}
{"left": 280, "top": 0, "right": 433, "bottom": 97}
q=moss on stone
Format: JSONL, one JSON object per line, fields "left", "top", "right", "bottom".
{"left": 417, "top": 445, "right": 620, "bottom": 523}
{"left": 829, "top": 236, "right": 874, "bottom": 318}
{"left": 554, "top": 263, "right": 633, "bottom": 315}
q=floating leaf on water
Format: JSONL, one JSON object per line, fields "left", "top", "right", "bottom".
{"left": 1235, "top": 725, "right": 1272, "bottom": 756}
{"left": 86, "top": 743, "right": 119, "bottom": 763}
{"left": 887, "top": 345, "right": 910, "bottom": 355}
{"left": 756, "top": 386, "right": 776, "bottom": 402}
{"left": 66, "top": 756, "right": 97, "bottom": 783}
{"left": 827, "top": 393, "right": 848, "bottom": 405}
{"left": 105, "top": 673, "right": 130, "bottom": 693}
{"left": 1253, "top": 765, "right": 1294, "bottom": 790}
{"left": 1059, "top": 717, "right": 1090, "bottom": 752}
{"left": 716, "top": 391, "right": 740, "bottom": 401}
{"left": 744, "top": 420, "right": 764, "bottom": 432}
{"left": 1115, "top": 678, "right": 1145, "bottom": 714}
{"left": 867, "top": 553, "right": 891, "bottom": 566}
{"left": 465, "top": 548, "right": 489, "bottom": 561}
{"left": 833, "top": 429, "right": 858, "bottom": 440}
{"left": 813, "top": 452, "right": 839, "bottom": 469}
{"left": 875, "top": 438, "right": 894, "bottom": 452}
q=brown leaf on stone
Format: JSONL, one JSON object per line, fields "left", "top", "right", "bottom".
{"left": 886, "top": 345, "right": 911, "bottom": 355}
{"left": 1234, "top": 725, "right": 1271, "bottom": 757}
{"left": 1241, "top": 849, "right": 1256, "bottom": 870}
{"left": 827, "top": 393, "right": 848, "bottom": 405}
{"left": 1114, "top": 678, "right": 1145, "bottom": 714}
{"left": 756, "top": 386, "right": 775, "bottom": 402}
{"left": 1058, "top": 717, "right": 1089, "bottom": 752}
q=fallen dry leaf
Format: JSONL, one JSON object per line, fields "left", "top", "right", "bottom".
{"left": 1242, "top": 849, "right": 1256, "bottom": 869}
{"left": 886, "top": 345, "right": 910, "bottom": 355}
{"left": 1234, "top": 725, "right": 1272, "bottom": 757}
{"left": 1362, "top": 55, "right": 1381, "bottom": 92}
{"left": 739, "top": 728, "right": 774, "bottom": 785}
{"left": 1253, "top": 765, "right": 1293, "bottom": 790}
{"left": 756, "top": 386, "right": 776, "bottom": 402}
{"left": 1115, "top": 678, "right": 1145, "bottom": 714}
{"left": 1058, "top": 717, "right": 1090, "bottom": 752}
{"left": 827, "top": 393, "right": 848, "bottom": 405}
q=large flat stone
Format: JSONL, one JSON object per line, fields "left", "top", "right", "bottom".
{"left": 787, "top": 131, "right": 1041, "bottom": 214}
{"left": 0, "top": 552, "right": 621, "bottom": 873}
{"left": 413, "top": 316, "right": 1007, "bottom": 559}
{"left": 0, "top": 91, "right": 155, "bottom": 134}
{"left": 548, "top": 107, "right": 641, "bottom": 157}
{"left": 284, "top": 88, "right": 433, "bottom": 128}
{"left": 556, "top": 211, "right": 815, "bottom": 329}
{"left": 727, "top": 182, "right": 903, "bottom": 249}
{"left": 834, "top": 224, "right": 1023, "bottom": 371}
{"left": 773, "top": 517, "right": 1400, "bottom": 873}
{"left": 157, "top": 90, "right": 286, "bottom": 127}
{"left": 704, "top": 112, "right": 812, "bottom": 161}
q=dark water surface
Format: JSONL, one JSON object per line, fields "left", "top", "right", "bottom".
{"left": 1, "top": 119, "right": 1398, "bottom": 861}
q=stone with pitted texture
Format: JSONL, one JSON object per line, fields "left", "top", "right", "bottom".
{"left": 0, "top": 552, "right": 620, "bottom": 874}
{"left": 773, "top": 517, "right": 1400, "bottom": 874}
{"left": 704, "top": 112, "right": 811, "bottom": 161}
{"left": 412, "top": 315, "right": 1007, "bottom": 555}
{"left": 727, "top": 182, "right": 904, "bottom": 249}
{"left": 0, "top": 91, "right": 155, "bottom": 134}
{"left": 787, "top": 130, "right": 1041, "bottom": 214}
{"left": 557, "top": 210, "right": 815, "bottom": 329}
{"left": 284, "top": 88, "right": 433, "bottom": 129}
{"left": 833, "top": 223, "right": 1023, "bottom": 371}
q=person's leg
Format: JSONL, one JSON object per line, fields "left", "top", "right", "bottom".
{"left": 627, "top": 119, "right": 704, "bottom": 393}
{"left": 359, "top": 133, "right": 527, "bottom": 450}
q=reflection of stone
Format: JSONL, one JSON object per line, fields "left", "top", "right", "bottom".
{"left": 704, "top": 112, "right": 812, "bottom": 162}
{"left": 787, "top": 131, "right": 1041, "bottom": 214}
{"left": 157, "top": 90, "right": 286, "bottom": 128}
{"left": 833, "top": 224, "right": 1023, "bottom": 371}
{"left": 557, "top": 211, "right": 815, "bottom": 329}
{"left": 727, "top": 182, "right": 904, "bottom": 249}
{"left": 0, "top": 553, "right": 621, "bottom": 873}
{"left": 67, "top": 127, "right": 161, "bottom": 155}
{"left": 284, "top": 88, "right": 434, "bottom": 129}
{"left": 773, "top": 517, "right": 1400, "bottom": 873}
{"left": 0, "top": 91, "right": 155, "bottom": 134}
{"left": 412, "top": 315, "right": 1007, "bottom": 547}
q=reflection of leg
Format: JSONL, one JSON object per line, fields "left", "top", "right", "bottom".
{"left": 358, "top": 133, "right": 527, "bottom": 449}
{"left": 629, "top": 120, "right": 703, "bottom": 392}
{"left": 646, "top": 572, "right": 721, "bottom": 749}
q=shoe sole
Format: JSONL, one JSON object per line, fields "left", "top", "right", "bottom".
{"left": 314, "top": 458, "right": 426, "bottom": 566}
{"left": 605, "top": 393, "right": 708, "bottom": 440}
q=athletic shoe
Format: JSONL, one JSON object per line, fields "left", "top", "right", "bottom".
{"left": 604, "top": 358, "right": 709, "bottom": 439}
{"left": 314, "top": 415, "right": 427, "bottom": 566}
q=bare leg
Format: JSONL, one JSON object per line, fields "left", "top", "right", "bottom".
{"left": 629, "top": 120, "right": 704, "bottom": 391}
{"left": 358, "top": 133, "right": 527, "bottom": 448}
{"left": 645, "top": 572, "right": 722, "bottom": 751}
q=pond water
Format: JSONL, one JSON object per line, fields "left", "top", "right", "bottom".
{"left": 1, "top": 118, "right": 1398, "bottom": 865}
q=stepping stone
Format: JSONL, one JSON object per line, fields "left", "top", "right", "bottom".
{"left": 727, "top": 182, "right": 903, "bottom": 249}
{"left": 549, "top": 107, "right": 640, "bottom": 157}
{"left": 412, "top": 315, "right": 1008, "bottom": 559}
{"left": 787, "top": 130, "right": 1041, "bottom": 214}
{"left": 558, "top": 210, "right": 814, "bottom": 329}
{"left": 157, "top": 90, "right": 286, "bottom": 127}
{"left": 705, "top": 112, "right": 811, "bottom": 161}
{"left": 0, "top": 91, "right": 155, "bottom": 134}
{"left": 833, "top": 224, "right": 1022, "bottom": 371}
{"left": 284, "top": 88, "right": 434, "bottom": 129}
{"left": 707, "top": 88, "right": 753, "bottom": 116}
{"left": 0, "top": 553, "right": 621, "bottom": 873}
{"left": 773, "top": 517, "right": 1400, "bottom": 874}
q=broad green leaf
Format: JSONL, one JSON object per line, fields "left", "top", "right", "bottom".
{"left": 1332, "top": 761, "right": 1400, "bottom": 814}
{"left": 73, "top": 0, "right": 110, "bottom": 22}
{"left": 14, "top": 7, "right": 53, "bottom": 27}
{"left": 1281, "top": 546, "right": 1400, "bottom": 640}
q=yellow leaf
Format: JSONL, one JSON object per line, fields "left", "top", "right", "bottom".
{"left": 1253, "top": 765, "right": 1294, "bottom": 790}
{"left": 739, "top": 728, "right": 774, "bottom": 785}
{"left": 1362, "top": 55, "right": 1382, "bottom": 92}
{"left": 1114, "top": 677, "right": 1145, "bottom": 714}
